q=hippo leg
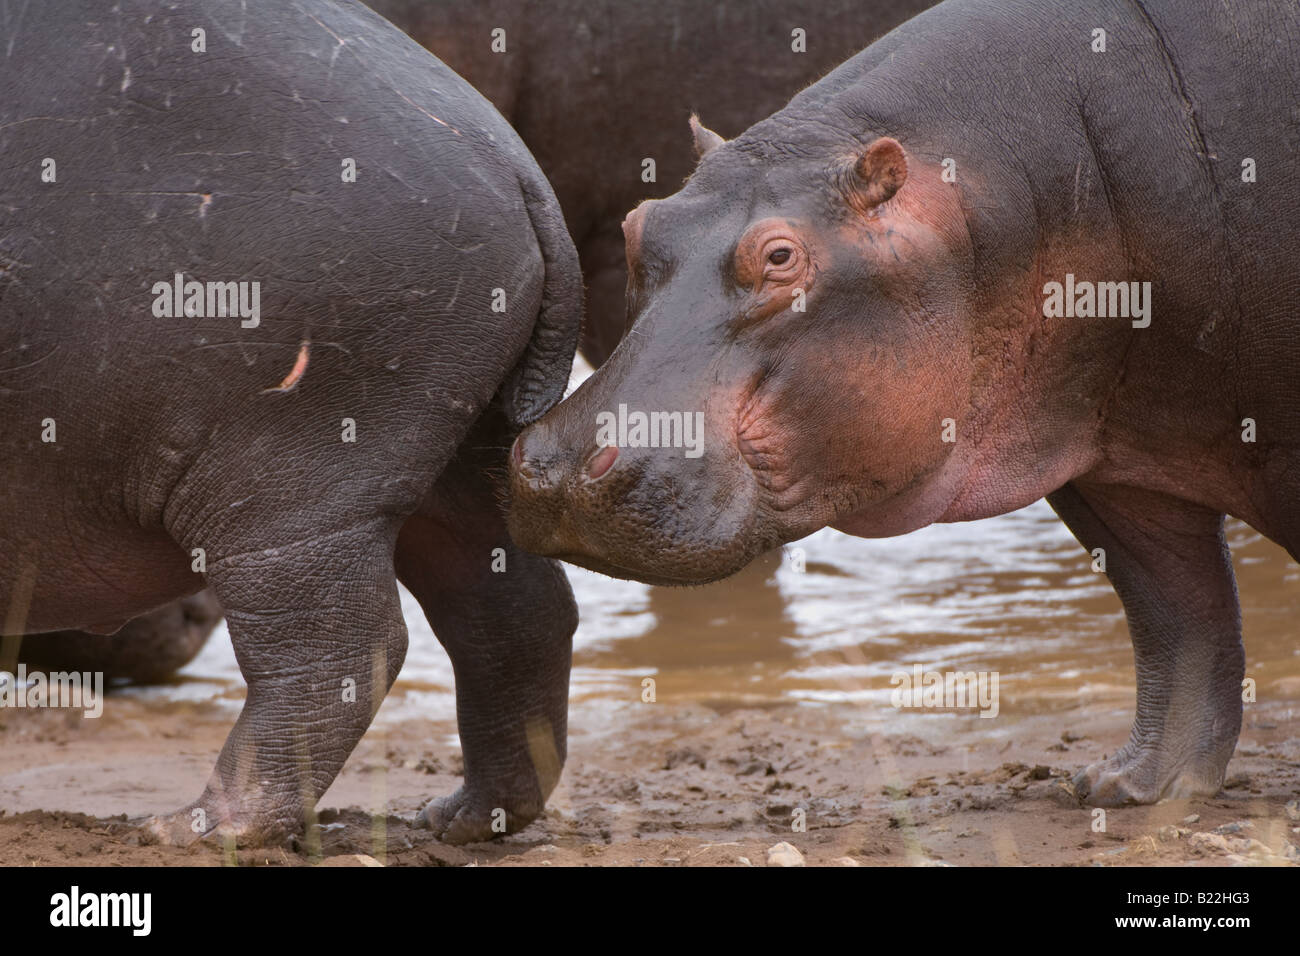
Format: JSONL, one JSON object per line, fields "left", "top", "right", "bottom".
{"left": 395, "top": 411, "right": 576, "bottom": 844}
{"left": 1047, "top": 482, "right": 1243, "bottom": 805}
{"left": 146, "top": 522, "right": 408, "bottom": 845}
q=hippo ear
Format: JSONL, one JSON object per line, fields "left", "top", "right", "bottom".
{"left": 690, "top": 114, "right": 726, "bottom": 160}
{"left": 845, "top": 137, "right": 908, "bottom": 214}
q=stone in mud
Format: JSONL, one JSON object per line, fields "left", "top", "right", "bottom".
{"left": 665, "top": 748, "right": 708, "bottom": 770}
{"left": 766, "top": 842, "right": 806, "bottom": 867}
{"left": 318, "top": 854, "right": 384, "bottom": 868}
{"left": 1211, "top": 821, "right": 1254, "bottom": 835}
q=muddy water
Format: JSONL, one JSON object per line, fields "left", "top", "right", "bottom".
{"left": 130, "top": 364, "right": 1300, "bottom": 737}
{"left": 142, "top": 501, "right": 1300, "bottom": 739}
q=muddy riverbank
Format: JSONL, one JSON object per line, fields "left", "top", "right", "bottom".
{"left": 2, "top": 681, "right": 1297, "bottom": 866}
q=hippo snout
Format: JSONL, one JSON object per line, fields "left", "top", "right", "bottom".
{"left": 511, "top": 426, "right": 618, "bottom": 490}
{"left": 508, "top": 420, "right": 614, "bottom": 558}
{"left": 507, "top": 396, "right": 771, "bottom": 587}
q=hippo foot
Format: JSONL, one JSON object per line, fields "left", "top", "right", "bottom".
{"left": 141, "top": 805, "right": 290, "bottom": 848}
{"left": 1073, "top": 745, "right": 1225, "bottom": 806}
{"left": 414, "top": 787, "right": 542, "bottom": 844}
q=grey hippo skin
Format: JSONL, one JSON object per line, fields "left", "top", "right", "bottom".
{"left": 26, "top": 0, "right": 935, "bottom": 688}
{"left": 511, "top": 0, "right": 1300, "bottom": 808}
{"left": 367, "top": 0, "right": 936, "bottom": 366}
{"left": 1, "top": 0, "right": 580, "bottom": 844}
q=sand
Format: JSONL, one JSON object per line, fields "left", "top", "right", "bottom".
{"left": 2, "top": 682, "right": 1296, "bottom": 867}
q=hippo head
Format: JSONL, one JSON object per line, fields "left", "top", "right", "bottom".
{"left": 509, "top": 118, "right": 976, "bottom": 586}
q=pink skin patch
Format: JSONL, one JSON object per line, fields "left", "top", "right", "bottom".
{"left": 586, "top": 444, "right": 619, "bottom": 480}
{"left": 263, "top": 341, "right": 310, "bottom": 393}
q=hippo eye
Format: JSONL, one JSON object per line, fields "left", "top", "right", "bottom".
{"left": 757, "top": 239, "right": 802, "bottom": 285}
{"left": 736, "top": 226, "right": 806, "bottom": 296}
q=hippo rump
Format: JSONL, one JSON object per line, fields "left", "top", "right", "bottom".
{"left": 1, "top": 0, "right": 579, "bottom": 844}
{"left": 510, "top": 0, "right": 1300, "bottom": 808}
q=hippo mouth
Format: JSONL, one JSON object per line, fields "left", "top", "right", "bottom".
{"left": 737, "top": 431, "right": 793, "bottom": 496}
{"left": 734, "top": 387, "right": 809, "bottom": 508}
{"left": 508, "top": 365, "right": 800, "bottom": 585}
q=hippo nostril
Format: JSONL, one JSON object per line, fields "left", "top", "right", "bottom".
{"left": 512, "top": 435, "right": 543, "bottom": 484}
{"left": 586, "top": 444, "right": 619, "bottom": 480}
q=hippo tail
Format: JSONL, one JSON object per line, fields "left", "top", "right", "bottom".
{"left": 501, "top": 165, "right": 583, "bottom": 428}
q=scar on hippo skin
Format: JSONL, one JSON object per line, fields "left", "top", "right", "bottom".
{"left": 262, "top": 341, "right": 310, "bottom": 394}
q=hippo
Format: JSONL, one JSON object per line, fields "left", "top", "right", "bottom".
{"left": 17, "top": 591, "right": 221, "bottom": 684}
{"left": 29, "top": 0, "right": 937, "bottom": 688}
{"left": 510, "top": 0, "right": 1300, "bottom": 808}
{"left": 1, "top": 0, "right": 579, "bottom": 844}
